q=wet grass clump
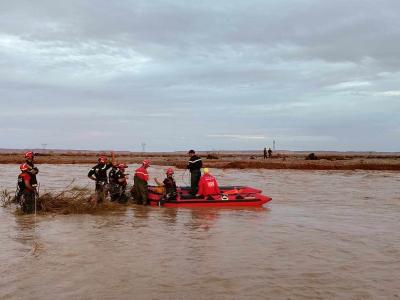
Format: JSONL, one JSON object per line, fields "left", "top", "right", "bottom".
{"left": 0, "top": 189, "right": 14, "bottom": 207}
{"left": 39, "top": 186, "right": 91, "bottom": 214}
{"left": 1, "top": 186, "right": 127, "bottom": 215}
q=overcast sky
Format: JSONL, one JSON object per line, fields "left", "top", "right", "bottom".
{"left": 1, "top": 0, "right": 399, "bottom": 151}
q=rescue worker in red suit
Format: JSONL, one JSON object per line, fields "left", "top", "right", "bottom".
{"left": 134, "top": 160, "right": 150, "bottom": 205}
{"left": 25, "top": 151, "right": 39, "bottom": 188}
{"left": 197, "top": 168, "right": 221, "bottom": 199}
{"left": 17, "top": 163, "right": 36, "bottom": 213}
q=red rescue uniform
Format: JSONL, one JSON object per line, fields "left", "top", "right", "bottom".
{"left": 18, "top": 172, "right": 33, "bottom": 192}
{"left": 197, "top": 174, "right": 220, "bottom": 197}
{"left": 134, "top": 166, "right": 149, "bottom": 182}
{"left": 134, "top": 165, "right": 150, "bottom": 205}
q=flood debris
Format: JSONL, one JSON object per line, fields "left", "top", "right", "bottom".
{"left": 1, "top": 186, "right": 130, "bottom": 215}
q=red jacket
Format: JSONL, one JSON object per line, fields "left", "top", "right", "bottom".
{"left": 135, "top": 166, "right": 149, "bottom": 182}
{"left": 198, "top": 174, "right": 220, "bottom": 196}
{"left": 18, "top": 172, "right": 33, "bottom": 191}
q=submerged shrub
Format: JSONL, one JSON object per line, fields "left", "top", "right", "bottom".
{"left": 0, "top": 189, "right": 15, "bottom": 207}
{"left": 2, "top": 186, "right": 129, "bottom": 215}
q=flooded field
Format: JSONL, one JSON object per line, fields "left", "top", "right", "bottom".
{"left": 1, "top": 164, "right": 399, "bottom": 299}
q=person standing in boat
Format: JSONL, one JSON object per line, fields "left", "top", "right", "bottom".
{"left": 154, "top": 168, "right": 178, "bottom": 205}
{"left": 134, "top": 160, "right": 150, "bottom": 205}
{"left": 187, "top": 149, "right": 202, "bottom": 195}
{"left": 25, "top": 151, "right": 39, "bottom": 188}
{"left": 197, "top": 168, "right": 220, "bottom": 198}
{"left": 88, "top": 155, "right": 113, "bottom": 204}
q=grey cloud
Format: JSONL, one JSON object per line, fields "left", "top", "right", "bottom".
{"left": 1, "top": 0, "right": 399, "bottom": 151}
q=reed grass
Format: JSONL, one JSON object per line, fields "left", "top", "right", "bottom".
{"left": 1, "top": 185, "right": 128, "bottom": 215}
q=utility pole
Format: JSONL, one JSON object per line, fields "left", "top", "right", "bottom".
{"left": 273, "top": 140, "right": 276, "bottom": 151}
{"left": 141, "top": 142, "right": 146, "bottom": 153}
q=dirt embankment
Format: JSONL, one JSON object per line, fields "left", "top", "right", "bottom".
{"left": 1, "top": 151, "right": 400, "bottom": 171}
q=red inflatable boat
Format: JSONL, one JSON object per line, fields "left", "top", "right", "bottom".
{"left": 147, "top": 186, "right": 272, "bottom": 208}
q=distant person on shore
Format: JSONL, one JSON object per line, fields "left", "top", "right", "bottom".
{"left": 17, "top": 163, "right": 37, "bottom": 213}
{"left": 25, "top": 151, "right": 39, "bottom": 189}
{"left": 187, "top": 150, "right": 203, "bottom": 195}
{"left": 263, "top": 148, "right": 267, "bottom": 159}
{"left": 268, "top": 148, "right": 272, "bottom": 158}
{"left": 109, "top": 163, "right": 129, "bottom": 203}
{"left": 154, "top": 168, "right": 178, "bottom": 205}
{"left": 197, "top": 168, "right": 220, "bottom": 198}
{"left": 134, "top": 160, "right": 150, "bottom": 205}
{"left": 88, "top": 155, "right": 113, "bottom": 205}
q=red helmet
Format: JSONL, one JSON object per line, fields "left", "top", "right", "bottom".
{"left": 98, "top": 156, "right": 107, "bottom": 163}
{"left": 142, "top": 160, "right": 150, "bottom": 167}
{"left": 25, "top": 151, "right": 34, "bottom": 159}
{"left": 118, "top": 163, "right": 128, "bottom": 170}
{"left": 166, "top": 168, "right": 174, "bottom": 175}
{"left": 20, "top": 163, "right": 30, "bottom": 171}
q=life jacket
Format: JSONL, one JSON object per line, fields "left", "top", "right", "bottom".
{"left": 135, "top": 166, "right": 149, "bottom": 182}
{"left": 18, "top": 172, "right": 32, "bottom": 191}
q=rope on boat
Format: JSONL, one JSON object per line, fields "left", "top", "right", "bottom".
{"left": 181, "top": 169, "right": 190, "bottom": 186}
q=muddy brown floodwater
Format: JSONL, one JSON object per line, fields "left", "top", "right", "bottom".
{"left": 0, "top": 164, "right": 399, "bottom": 300}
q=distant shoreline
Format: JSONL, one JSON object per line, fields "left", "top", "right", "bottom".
{"left": 1, "top": 148, "right": 399, "bottom": 155}
{"left": 1, "top": 151, "right": 399, "bottom": 171}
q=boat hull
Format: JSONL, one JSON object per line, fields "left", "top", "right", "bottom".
{"left": 147, "top": 186, "right": 272, "bottom": 208}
